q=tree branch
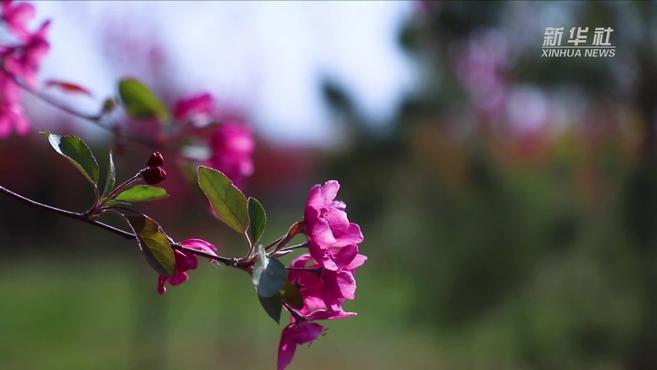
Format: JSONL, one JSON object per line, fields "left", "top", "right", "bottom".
{"left": 0, "top": 185, "right": 239, "bottom": 266}
{"left": 2, "top": 66, "right": 163, "bottom": 149}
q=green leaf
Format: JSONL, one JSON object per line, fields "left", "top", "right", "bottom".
{"left": 102, "top": 151, "right": 116, "bottom": 197}
{"left": 280, "top": 281, "right": 303, "bottom": 309}
{"left": 247, "top": 197, "right": 266, "bottom": 245}
{"left": 257, "top": 257, "right": 287, "bottom": 298}
{"left": 126, "top": 215, "right": 175, "bottom": 277}
{"left": 42, "top": 132, "right": 99, "bottom": 185}
{"left": 252, "top": 246, "right": 287, "bottom": 323}
{"left": 252, "top": 245, "right": 268, "bottom": 286}
{"left": 258, "top": 292, "right": 282, "bottom": 323}
{"left": 118, "top": 78, "right": 169, "bottom": 123}
{"left": 114, "top": 185, "right": 168, "bottom": 203}
{"left": 100, "top": 199, "right": 131, "bottom": 207}
{"left": 197, "top": 166, "right": 249, "bottom": 233}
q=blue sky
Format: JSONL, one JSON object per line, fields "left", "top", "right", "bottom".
{"left": 31, "top": 1, "right": 417, "bottom": 146}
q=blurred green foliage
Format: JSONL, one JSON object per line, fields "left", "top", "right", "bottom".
{"left": 317, "top": 1, "right": 657, "bottom": 369}
{"left": 3, "top": 1, "right": 657, "bottom": 369}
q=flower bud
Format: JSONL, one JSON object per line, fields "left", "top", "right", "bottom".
{"left": 142, "top": 166, "right": 167, "bottom": 184}
{"left": 101, "top": 98, "right": 116, "bottom": 115}
{"left": 147, "top": 152, "right": 164, "bottom": 167}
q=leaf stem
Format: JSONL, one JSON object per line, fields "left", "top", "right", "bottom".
{"left": 104, "top": 173, "right": 142, "bottom": 201}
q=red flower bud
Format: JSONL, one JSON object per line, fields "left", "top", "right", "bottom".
{"left": 142, "top": 166, "right": 167, "bottom": 184}
{"left": 147, "top": 152, "right": 164, "bottom": 167}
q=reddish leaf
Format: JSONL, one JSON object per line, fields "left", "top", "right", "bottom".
{"left": 45, "top": 80, "right": 93, "bottom": 97}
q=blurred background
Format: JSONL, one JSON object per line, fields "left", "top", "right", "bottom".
{"left": 2, "top": 1, "right": 657, "bottom": 369}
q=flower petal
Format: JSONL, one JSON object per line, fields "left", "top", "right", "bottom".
{"left": 180, "top": 238, "right": 218, "bottom": 258}
{"left": 320, "top": 180, "right": 340, "bottom": 203}
{"left": 277, "top": 325, "right": 297, "bottom": 370}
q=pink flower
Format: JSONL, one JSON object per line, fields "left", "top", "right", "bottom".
{"left": 207, "top": 123, "right": 255, "bottom": 188}
{"left": 1, "top": 0, "right": 35, "bottom": 41}
{"left": 3, "top": 19, "right": 50, "bottom": 87}
{"left": 277, "top": 320, "right": 324, "bottom": 370}
{"left": 172, "top": 92, "right": 255, "bottom": 187}
{"left": 157, "top": 238, "right": 217, "bottom": 294}
{"left": 454, "top": 30, "right": 510, "bottom": 119}
{"left": 276, "top": 186, "right": 365, "bottom": 370}
{"left": 0, "top": 70, "right": 29, "bottom": 137}
{"left": 289, "top": 246, "right": 366, "bottom": 313}
{"left": 304, "top": 180, "right": 363, "bottom": 270}
{"left": 0, "top": 3, "right": 50, "bottom": 138}
{"left": 173, "top": 92, "right": 214, "bottom": 123}
{"left": 276, "top": 254, "right": 362, "bottom": 370}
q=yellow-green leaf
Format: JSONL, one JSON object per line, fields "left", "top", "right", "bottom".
{"left": 118, "top": 78, "right": 169, "bottom": 123}
{"left": 114, "top": 185, "right": 168, "bottom": 203}
{"left": 126, "top": 215, "right": 175, "bottom": 277}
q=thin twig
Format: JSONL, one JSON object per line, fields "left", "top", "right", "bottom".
{"left": 272, "top": 242, "right": 308, "bottom": 258}
{"left": 286, "top": 267, "right": 320, "bottom": 274}
{"left": 0, "top": 185, "right": 240, "bottom": 266}
{"left": 3, "top": 66, "right": 163, "bottom": 149}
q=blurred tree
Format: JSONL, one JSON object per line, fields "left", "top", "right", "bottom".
{"left": 318, "top": 1, "right": 657, "bottom": 369}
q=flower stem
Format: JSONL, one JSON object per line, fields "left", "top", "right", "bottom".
{"left": 104, "top": 173, "right": 142, "bottom": 201}
{"left": 283, "top": 302, "right": 304, "bottom": 322}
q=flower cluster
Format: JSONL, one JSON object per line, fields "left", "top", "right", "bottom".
{"left": 0, "top": 0, "right": 50, "bottom": 137}
{"left": 278, "top": 180, "right": 366, "bottom": 370}
{"left": 142, "top": 175, "right": 367, "bottom": 370}
{"left": 174, "top": 92, "right": 255, "bottom": 188}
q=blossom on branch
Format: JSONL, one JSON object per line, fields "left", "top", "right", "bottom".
{"left": 0, "top": 0, "right": 50, "bottom": 138}
{"left": 277, "top": 320, "right": 325, "bottom": 370}
{"left": 304, "top": 180, "right": 364, "bottom": 270}
{"left": 289, "top": 246, "right": 366, "bottom": 313}
{"left": 0, "top": 71, "right": 28, "bottom": 136}
{"left": 208, "top": 122, "right": 254, "bottom": 189}
{"left": 1, "top": 0, "right": 35, "bottom": 41}
{"left": 173, "top": 92, "right": 214, "bottom": 123}
{"left": 157, "top": 238, "right": 218, "bottom": 294}
{"left": 173, "top": 92, "right": 255, "bottom": 187}
{"left": 276, "top": 180, "right": 366, "bottom": 369}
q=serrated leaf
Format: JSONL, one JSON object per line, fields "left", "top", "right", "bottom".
{"left": 258, "top": 292, "right": 282, "bottom": 323}
{"left": 280, "top": 281, "right": 303, "bottom": 309}
{"left": 102, "top": 151, "right": 116, "bottom": 197}
{"left": 114, "top": 185, "right": 168, "bottom": 203}
{"left": 42, "top": 132, "right": 99, "bottom": 185}
{"left": 118, "top": 78, "right": 169, "bottom": 123}
{"left": 126, "top": 215, "right": 175, "bottom": 277}
{"left": 197, "top": 166, "right": 249, "bottom": 233}
{"left": 248, "top": 197, "right": 266, "bottom": 245}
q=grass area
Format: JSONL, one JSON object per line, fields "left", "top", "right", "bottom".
{"left": 0, "top": 254, "right": 442, "bottom": 370}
